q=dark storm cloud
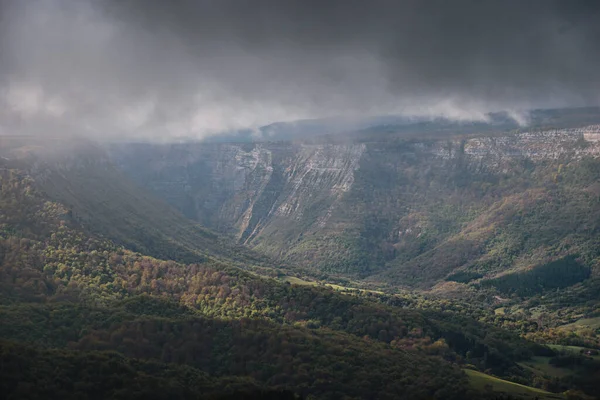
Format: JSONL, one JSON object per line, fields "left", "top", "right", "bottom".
{"left": 1, "top": 0, "right": 599, "bottom": 139}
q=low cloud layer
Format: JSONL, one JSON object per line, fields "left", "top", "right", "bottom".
{"left": 1, "top": 0, "right": 599, "bottom": 140}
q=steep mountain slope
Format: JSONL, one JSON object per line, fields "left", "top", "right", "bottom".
{"left": 0, "top": 136, "right": 269, "bottom": 268}
{"left": 110, "top": 125, "right": 600, "bottom": 289}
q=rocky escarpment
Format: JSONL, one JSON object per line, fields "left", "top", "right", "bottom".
{"left": 109, "top": 125, "right": 600, "bottom": 285}
{"left": 109, "top": 142, "right": 365, "bottom": 245}
{"left": 431, "top": 125, "right": 600, "bottom": 169}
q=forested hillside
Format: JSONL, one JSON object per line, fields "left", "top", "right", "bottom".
{"left": 0, "top": 148, "right": 512, "bottom": 399}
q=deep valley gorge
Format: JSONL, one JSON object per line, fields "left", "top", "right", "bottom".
{"left": 110, "top": 124, "right": 600, "bottom": 290}
{"left": 4, "top": 2, "right": 600, "bottom": 398}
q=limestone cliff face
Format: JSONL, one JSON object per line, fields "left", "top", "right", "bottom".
{"left": 109, "top": 125, "right": 600, "bottom": 281}
{"left": 109, "top": 142, "right": 366, "bottom": 250}
{"left": 273, "top": 144, "right": 365, "bottom": 224}
{"left": 431, "top": 125, "right": 600, "bottom": 169}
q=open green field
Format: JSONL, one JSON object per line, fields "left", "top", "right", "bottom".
{"left": 558, "top": 317, "right": 600, "bottom": 330}
{"left": 283, "top": 276, "right": 319, "bottom": 286}
{"left": 548, "top": 344, "right": 600, "bottom": 360}
{"left": 465, "top": 369, "right": 564, "bottom": 399}
{"left": 326, "top": 282, "right": 384, "bottom": 294}
{"left": 518, "top": 356, "right": 572, "bottom": 378}
{"left": 282, "top": 276, "right": 385, "bottom": 294}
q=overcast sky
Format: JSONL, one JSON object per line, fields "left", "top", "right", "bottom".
{"left": 1, "top": 0, "right": 599, "bottom": 140}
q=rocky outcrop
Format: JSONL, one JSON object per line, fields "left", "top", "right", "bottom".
{"left": 274, "top": 144, "right": 365, "bottom": 223}
{"left": 109, "top": 142, "right": 366, "bottom": 245}
{"left": 431, "top": 125, "right": 600, "bottom": 170}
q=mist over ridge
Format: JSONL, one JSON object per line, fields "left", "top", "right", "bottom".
{"left": 1, "top": 0, "right": 600, "bottom": 141}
